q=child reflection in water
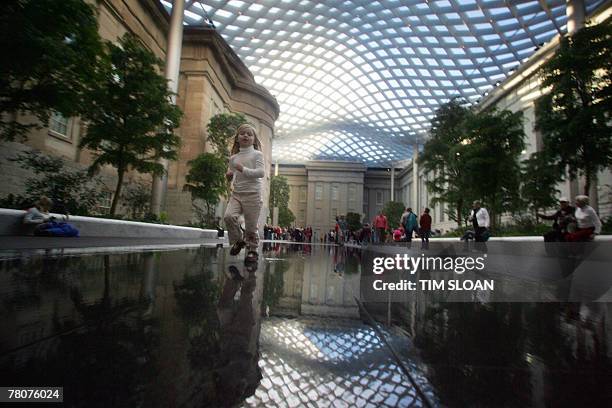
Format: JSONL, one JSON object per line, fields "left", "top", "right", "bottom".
{"left": 213, "top": 261, "right": 262, "bottom": 406}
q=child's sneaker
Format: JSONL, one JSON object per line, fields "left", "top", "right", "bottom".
{"left": 230, "top": 240, "right": 246, "bottom": 255}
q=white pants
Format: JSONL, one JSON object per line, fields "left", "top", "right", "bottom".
{"left": 224, "top": 192, "right": 262, "bottom": 250}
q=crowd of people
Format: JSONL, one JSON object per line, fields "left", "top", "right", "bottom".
{"left": 261, "top": 195, "right": 603, "bottom": 247}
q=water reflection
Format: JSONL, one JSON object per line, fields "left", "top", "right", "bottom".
{"left": 0, "top": 247, "right": 264, "bottom": 407}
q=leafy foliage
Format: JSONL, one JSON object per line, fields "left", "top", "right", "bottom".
{"left": 461, "top": 108, "right": 525, "bottom": 225}
{"left": 184, "top": 153, "right": 228, "bottom": 228}
{"left": 418, "top": 99, "right": 474, "bottom": 228}
{"left": 382, "top": 201, "right": 405, "bottom": 229}
{"left": 346, "top": 212, "right": 362, "bottom": 232}
{"left": 269, "top": 176, "right": 290, "bottom": 209}
{"left": 206, "top": 112, "right": 247, "bottom": 158}
{"left": 0, "top": 0, "right": 104, "bottom": 141}
{"left": 122, "top": 181, "right": 151, "bottom": 219}
{"left": 535, "top": 20, "right": 612, "bottom": 195}
{"left": 80, "top": 34, "right": 182, "bottom": 215}
{"left": 520, "top": 151, "right": 562, "bottom": 217}
{"left": 0, "top": 150, "right": 106, "bottom": 215}
{"left": 278, "top": 206, "right": 295, "bottom": 228}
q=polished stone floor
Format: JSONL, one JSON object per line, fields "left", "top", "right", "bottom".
{"left": 0, "top": 242, "right": 610, "bottom": 407}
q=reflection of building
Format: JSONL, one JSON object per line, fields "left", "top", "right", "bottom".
{"left": 267, "top": 246, "right": 360, "bottom": 318}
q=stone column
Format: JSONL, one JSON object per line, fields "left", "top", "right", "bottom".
{"left": 151, "top": 0, "right": 185, "bottom": 215}
{"left": 412, "top": 144, "right": 419, "bottom": 212}
{"left": 566, "top": 0, "right": 585, "bottom": 35}
{"left": 272, "top": 162, "right": 279, "bottom": 227}
{"left": 390, "top": 165, "right": 395, "bottom": 202}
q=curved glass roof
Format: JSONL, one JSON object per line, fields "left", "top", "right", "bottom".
{"left": 160, "top": 0, "right": 605, "bottom": 167}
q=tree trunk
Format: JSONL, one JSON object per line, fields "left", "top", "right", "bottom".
{"left": 110, "top": 167, "right": 125, "bottom": 215}
{"left": 584, "top": 170, "right": 591, "bottom": 196}
{"left": 456, "top": 198, "right": 463, "bottom": 229}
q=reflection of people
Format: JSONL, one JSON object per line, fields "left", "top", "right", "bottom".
{"left": 538, "top": 197, "right": 575, "bottom": 242}
{"left": 565, "top": 195, "right": 601, "bottom": 242}
{"left": 214, "top": 262, "right": 262, "bottom": 406}
{"left": 224, "top": 124, "right": 265, "bottom": 263}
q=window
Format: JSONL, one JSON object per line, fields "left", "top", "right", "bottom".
{"left": 315, "top": 183, "right": 323, "bottom": 200}
{"left": 299, "top": 186, "right": 307, "bottom": 202}
{"left": 376, "top": 191, "right": 383, "bottom": 205}
{"left": 299, "top": 209, "right": 305, "bottom": 222}
{"left": 49, "top": 112, "right": 69, "bottom": 138}
{"left": 331, "top": 184, "right": 339, "bottom": 201}
{"left": 97, "top": 191, "right": 113, "bottom": 215}
{"left": 348, "top": 184, "right": 356, "bottom": 201}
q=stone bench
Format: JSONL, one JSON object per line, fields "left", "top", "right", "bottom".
{"left": 0, "top": 208, "right": 224, "bottom": 240}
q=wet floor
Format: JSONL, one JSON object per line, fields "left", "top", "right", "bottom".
{"left": 0, "top": 243, "right": 611, "bottom": 407}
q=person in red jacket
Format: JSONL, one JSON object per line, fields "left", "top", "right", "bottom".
{"left": 373, "top": 211, "right": 388, "bottom": 243}
{"left": 419, "top": 208, "right": 432, "bottom": 248}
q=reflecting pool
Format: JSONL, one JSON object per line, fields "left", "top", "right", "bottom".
{"left": 1, "top": 243, "right": 610, "bottom": 407}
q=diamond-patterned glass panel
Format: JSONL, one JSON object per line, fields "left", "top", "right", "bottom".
{"left": 161, "top": 0, "right": 605, "bottom": 167}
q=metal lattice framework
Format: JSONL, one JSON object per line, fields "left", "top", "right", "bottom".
{"left": 160, "top": 0, "right": 605, "bottom": 167}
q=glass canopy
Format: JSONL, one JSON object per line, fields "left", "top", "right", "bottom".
{"left": 160, "top": 0, "right": 604, "bottom": 167}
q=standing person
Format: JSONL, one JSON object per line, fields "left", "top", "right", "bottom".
{"left": 419, "top": 208, "right": 432, "bottom": 248}
{"left": 400, "top": 207, "right": 418, "bottom": 242}
{"left": 373, "top": 211, "right": 388, "bottom": 243}
{"left": 224, "top": 124, "right": 265, "bottom": 263}
{"left": 565, "top": 195, "right": 602, "bottom": 242}
{"left": 537, "top": 197, "right": 575, "bottom": 242}
{"left": 469, "top": 200, "right": 490, "bottom": 242}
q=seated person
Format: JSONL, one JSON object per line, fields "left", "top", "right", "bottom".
{"left": 565, "top": 195, "right": 601, "bottom": 242}
{"left": 23, "top": 196, "right": 53, "bottom": 234}
{"left": 537, "top": 197, "right": 575, "bottom": 242}
{"left": 393, "top": 226, "right": 404, "bottom": 242}
{"left": 23, "top": 196, "right": 75, "bottom": 237}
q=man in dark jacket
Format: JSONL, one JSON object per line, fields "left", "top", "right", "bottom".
{"left": 537, "top": 197, "right": 575, "bottom": 242}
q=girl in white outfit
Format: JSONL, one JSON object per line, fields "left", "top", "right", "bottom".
{"left": 224, "top": 124, "right": 265, "bottom": 261}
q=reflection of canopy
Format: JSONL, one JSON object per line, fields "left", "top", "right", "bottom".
{"left": 160, "top": 0, "right": 605, "bottom": 167}
{"left": 245, "top": 317, "right": 436, "bottom": 406}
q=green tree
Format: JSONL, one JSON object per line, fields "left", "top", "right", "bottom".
{"left": 1, "top": 150, "right": 106, "bottom": 215}
{"left": 278, "top": 206, "right": 295, "bottom": 228}
{"left": 206, "top": 112, "right": 247, "bottom": 158}
{"left": 0, "top": 0, "right": 104, "bottom": 141}
{"left": 269, "top": 175, "right": 290, "bottom": 209}
{"left": 535, "top": 20, "right": 612, "bottom": 196}
{"left": 183, "top": 153, "right": 228, "bottom": 228}
{"left": 462, "top": 108, "right": 525, "bottom": 227}
{"left": 419, "top": 99, "right": 474, "bottom": 228}
{"left": 383, "top": 201, "right": 405, "bottom": 229}
{"left": 122, "top": 181, "right": 151, "bottom": 219}
{"left": 80, "top": 34, "right": 182, "bottom": 215}
{"left": 520, "top": 151, "right": 562, "bottom": 219}
{"left": 345, "top": 212, "right": 362, "bottom": 232}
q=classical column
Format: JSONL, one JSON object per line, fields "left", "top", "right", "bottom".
{"left": 390, "top": 165, "right": 395, "bottom": 202}
{"left": 151, "top": 0, "right": 186, "bottom": 215}
{"left": 272, "top": 162, "right": 279, "bottom": 227}
{"left": 412, "top": 144, "right": 419, "bottom": 212}
{"left": 566, "top": 0, "right": 585, "bottom": 35}
{"left": 566, "top": 0, "right": 594, "bottom": 207}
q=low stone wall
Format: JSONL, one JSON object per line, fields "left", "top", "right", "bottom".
{"left": 0, "top": 208, "right": 224, "bottom": 240}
